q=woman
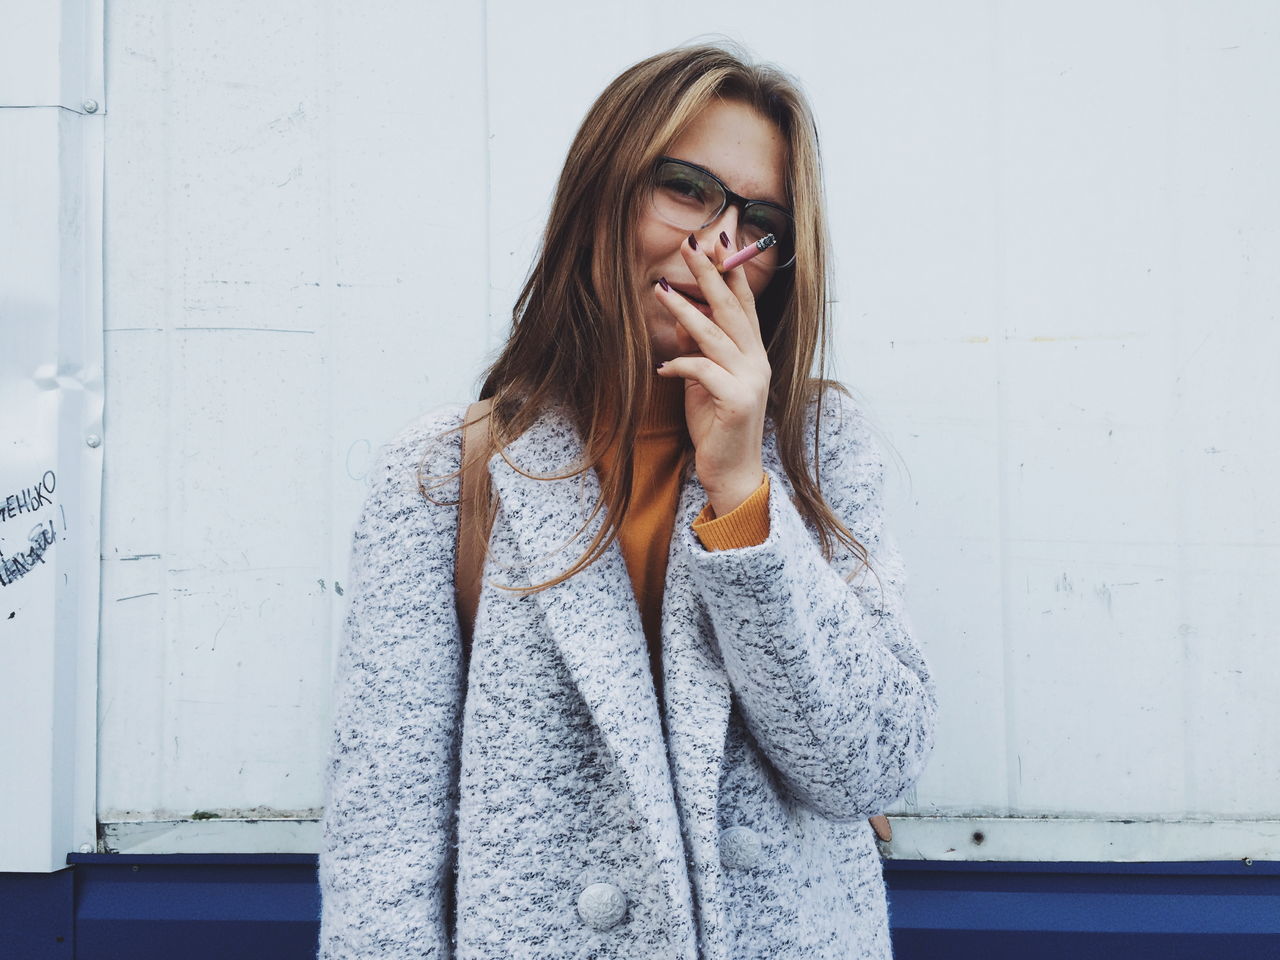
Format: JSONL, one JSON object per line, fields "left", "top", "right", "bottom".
{"left": 319, "top": 41, "right": 937, "bottom": 960}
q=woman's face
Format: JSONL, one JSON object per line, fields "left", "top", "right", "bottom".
{"left": 636, "top": 99, "right": 788, "bottom": 363}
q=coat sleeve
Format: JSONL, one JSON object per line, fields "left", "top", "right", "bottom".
{"left": 318, "top": 406, "right": 467, "bottom": 959}
{"left": 682, "top": 387, "right": 937, "bottom": 822}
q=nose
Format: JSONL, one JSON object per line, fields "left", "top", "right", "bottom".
{"left": 691, "top": 204, "right": 775, "bottom": 293}
{"left": 694, "top": 203, "right": 742, "bottom": 255}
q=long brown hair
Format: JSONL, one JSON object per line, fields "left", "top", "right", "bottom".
{"left": 420, "top": 40, "right": 872, "bottom": 592}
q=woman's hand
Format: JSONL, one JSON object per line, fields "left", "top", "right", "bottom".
{"left": 654, "top": 233, "right": 771, "bottom": 517}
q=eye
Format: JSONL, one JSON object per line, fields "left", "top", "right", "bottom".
{"left": 743, "top": 206, "right": 785, "bottom": 238}
{"left": 655, "top": 161, "right": 720, "bottom": 207}
{"left": 659, "top": 174, "right": 706, "bottom": 204}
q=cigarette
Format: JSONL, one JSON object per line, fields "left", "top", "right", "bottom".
{"left": 721, "top": 234, "right": 777, "bottom": 271}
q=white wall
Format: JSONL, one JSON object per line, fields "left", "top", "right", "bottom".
{"left": 81, "top": 1, "right": 1280, "bottom": 859}
{"left": 0, "top": 0, "right": 104, "bottom": 872}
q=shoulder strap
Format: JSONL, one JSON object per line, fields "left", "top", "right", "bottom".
{"left": 456, "top": 398, "right": 495, "bottom": 649}
{"left": 869, "top": 813, "right": 891, "bottom": 843}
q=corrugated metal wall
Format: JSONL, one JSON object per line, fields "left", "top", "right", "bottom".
{"left": 6, "top": 0, "right": 1278, "bottom": 866}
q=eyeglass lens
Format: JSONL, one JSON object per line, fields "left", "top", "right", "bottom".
{"left": 651, "top": 161, "right": 795, "bottom": 268}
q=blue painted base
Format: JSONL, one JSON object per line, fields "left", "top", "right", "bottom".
{"left": 0, "top": 868, "right": 73, "bottom": 958}
{"left": 0, "top": 855, "right": 1275, "bottom": 958}
{"left": 886, "top": 859, "right": 1280, "bottom": 958}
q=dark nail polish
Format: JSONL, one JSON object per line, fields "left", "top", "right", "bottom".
{"left": 687, "top": 233, "right": 697, "bottom": 251}
{"left": 720, "top": 231, "right": 730, "bottom": 248}
{"left": 658, "top": 276, "right": 670, "bottom": 292}
{"left": 657, "top": 362, "right": 666, "bottom": 369}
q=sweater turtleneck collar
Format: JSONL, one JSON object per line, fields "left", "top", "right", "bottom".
{"left": 639, "top": 375, "right": 689, "bottom": 438}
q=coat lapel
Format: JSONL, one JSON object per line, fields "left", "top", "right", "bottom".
{"left": 485, "top": 403, "right": 696, "bottom": 941}
{"left": 659, "top": 470, "right": 735, "bottom": 958}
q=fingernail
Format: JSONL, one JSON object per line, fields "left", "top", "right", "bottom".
{"left": 720, "top": 231, "right": 730, "bottom": 248}
{"left": 687, "top": 234, "right": 697, "bottom": 251}
{"left": 658, "top": 276, "right": 670, "bottom": 292}
{"left": 657, "top": 362, "right": 666, "bottom": 370}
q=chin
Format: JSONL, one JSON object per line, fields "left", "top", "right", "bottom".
{"left": 646, "top": 329, "right": 680, "bottom": 364}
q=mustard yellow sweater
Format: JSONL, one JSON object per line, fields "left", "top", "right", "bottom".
{"left": 598, "top": 377, "right": 770, "bottom": 708}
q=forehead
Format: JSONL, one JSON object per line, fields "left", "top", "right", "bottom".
{"left": 664, "top": 100, "right": 788, "bottom": 207}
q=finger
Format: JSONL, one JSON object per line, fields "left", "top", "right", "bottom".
{"left": 715, "top": 235, "right": 758, "bottom": 331}
{"left": 655, "top": 354, "right": 740, "bottom": 402}
{"left": 654, "top": 280, "right": 743, "bottom": 372}
{"left": 682, "top": 235, "right": 757, "bottom": 351}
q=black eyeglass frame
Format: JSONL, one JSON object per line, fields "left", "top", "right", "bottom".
{"left": 651, "top": 156, "right": 797, "bottom": 269}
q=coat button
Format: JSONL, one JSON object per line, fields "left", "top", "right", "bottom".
{"left": 576, "top": 881, "right": 627, "bottom": 930}
{"left": 720, "top": 825, "right": 764, "bottom": 870}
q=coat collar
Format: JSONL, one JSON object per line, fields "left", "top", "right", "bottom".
{"left": 485, "top": 400, "right": 734, "bottom": 942}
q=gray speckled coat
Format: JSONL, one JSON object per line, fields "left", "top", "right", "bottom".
{"left": 319, "top": 387, "right": 937, "bottom": 959}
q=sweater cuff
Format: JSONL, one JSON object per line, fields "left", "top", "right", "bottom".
{"left": 692, "top": 476, "right": 771, "bottom": 551}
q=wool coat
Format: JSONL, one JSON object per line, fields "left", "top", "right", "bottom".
{"left": 318, "top": 385, "right": 938, "bottom": 960}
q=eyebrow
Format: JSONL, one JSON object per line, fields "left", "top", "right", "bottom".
{"left": 672, "top": 156, "right": 789, "bottom": 210}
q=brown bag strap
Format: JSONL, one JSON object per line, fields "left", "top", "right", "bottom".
{"left": 869, "top": 813, "right": 892, "bottom": 843}
{"left": 455, "top": 398, "right": 494, "bottom": 648}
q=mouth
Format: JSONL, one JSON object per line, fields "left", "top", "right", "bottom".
{"left": 667, "top": 284, "right": 713, "bottom": 317}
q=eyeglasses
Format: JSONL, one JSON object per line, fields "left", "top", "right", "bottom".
{"left": 648, "top": 156, "right": 796, "bottom": 270}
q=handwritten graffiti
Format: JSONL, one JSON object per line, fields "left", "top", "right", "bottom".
{"left": 0, "top": 518, "right": 57, "bottom": 587}
{"left": 0, "top": 471, "right": 56, "bottom": 523}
